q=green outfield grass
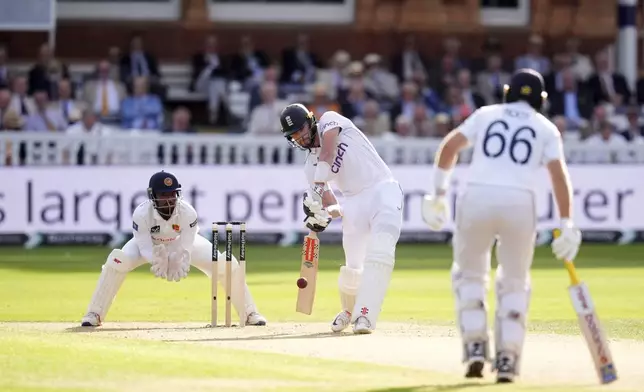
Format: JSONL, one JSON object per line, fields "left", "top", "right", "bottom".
{"left": 0, "top": 243, "right": 642, "bottom": 392}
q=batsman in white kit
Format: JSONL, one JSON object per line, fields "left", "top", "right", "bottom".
{"left": 279, "top": 104, "right": 404, "bottom": 334}
{"left": 80, "top": 170, "right": 267, "bottom": 327}
{"left": 421, "top": 69, "right": 582, "bottom": 382}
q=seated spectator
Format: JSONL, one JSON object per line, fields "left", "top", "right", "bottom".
{"left": 352, "top": 99, "right": 390, "bottom": 139}
{"left": 317, "top": 50, "right": 351, "bottom": 100}
{"left": 65, "top": 108, "right": 117, "bottom": 165}
{"left": 552, "top": 115, "right": 581, "bottom": 143}
{"left": 391, "top": 34, "right": 429, "bottom": 83}
{"left": 120, "top": 33, "right": 164, "bottom": 98}
{"left": 587, "top": 49, "right": 630, "bottom": 108}
{"left": 191, "top": 35, "right": 229, "bottom": 125}
{"left": 248, "top": 65, "right": 285, "bottom": 113}
{"left": 52, "top": 79, "right": 86, "bottom": 126}
{"left": 120, "top": 77, "right": 163, "bottom": 131}
{"left": 340, "top": 77, "right": 372, "bottom": 120}
{"left": 363, "top": 53, "right": 400, "bottom": 105}
{"left": 159, "top": 107, "right": 199, "bottom": 165}
{"left": 280, "top": 33, "right": 319, "bottom": 89}
{"left": 548, "top": 68, "right": 592, "bottom": 130}
{"left": 308, "top": 82, "right": 340, "bottom": 119}
{"left": 28, "top": 43, "right": 69, "bottom": 99}
{"left": 411, "top": 69, "right": 444, "bottom": 114}
{"left": 9, "top": 76, "right": 36, "bottom": 117}
{"left": 476, "top": 54, "right": 510, "bottom": 105}
{"left": 618, "top": 104, "right": 644, "bottom": 142}
{"left": 163, "top": 107, "right": 196, "bottom": 134}
{"left": 410, "top": 103, "right": 433, "bottom": 137}
{"left": 432, "top": 113, "right": 452, "bottom": 138}
{"left": 230, "top": 35, "right": 269, "bottom": 89}
{"left": 247, "top": 81, "right": 288, "bottom": 135}
{"left": 455, "top": 68, "right": 485, "bottom": 110}
{"left": 83, "top": 60, "right": 127, "bottom": 122}
{"left": 583, "top": 121, "right": 627, "bottom": 163}
{"left": 389, "top": 81, "right": 421, "bottom": 130}
{"left": 1, "top": 110, "right": 25, "bottom": 165}
{"left": 0, "top": 45, "right": 10, "bottom": 87}
{"left": 24, "top": 88, "right": 67, "bottom": 132}
{"left": 445, "top": 85, "right": 473, "bottom": 125}
{"left": 0, "top": 86, "right": 21, "bottom": 130}
{"left": 514, "top": 34, "right": 550, "bottom": 75}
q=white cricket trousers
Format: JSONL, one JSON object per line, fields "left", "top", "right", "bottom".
{"left": 452, "top": 184, "right": 536, "bottom": 363}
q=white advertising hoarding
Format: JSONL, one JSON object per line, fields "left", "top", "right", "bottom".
{"left": 1, "top": 166, "right": 642, "bottom": 236}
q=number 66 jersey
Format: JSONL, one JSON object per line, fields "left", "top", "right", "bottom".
{"left": 460, "top": 101, "right": 563, "bottom": 194}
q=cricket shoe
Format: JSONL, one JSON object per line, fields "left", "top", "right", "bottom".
{"left": 246, "top": 312, "right": 267, "bottom": 326}
{"left": 463, "top": 341, "right": 488, "bottom": 378}
{"left": 352, "top": 316, "right": 373, "bottom": 334}
{"left": 330, "top": 310, "right": 351, "bottom": 332}
{"left": 494, "top": 352, "right": 517, "bottom": 383}
{"left": 80, "top": 312, "right": 101, "bottom": 327}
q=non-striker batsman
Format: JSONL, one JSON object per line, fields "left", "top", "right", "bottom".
{"left": 279, "top": 104, "right": 404, "bottom": 334}
{"left": 421, "top": 69, "right": 582, "bottom": 382}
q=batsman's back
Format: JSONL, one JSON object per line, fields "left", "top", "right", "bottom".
{"left": 460, "top": 102, "right": 562, "bottom": 194}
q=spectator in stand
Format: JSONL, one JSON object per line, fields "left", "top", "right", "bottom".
{"left": 9, "top": 76, "right": 36, "bottom": 118}
{"left": 1, "top": 110, "right": 25, "bottom": 165}
{"left": 455, "top": 68, "right": 485, "bottom": 110}
{"left": 120, "top": 76, "right": 163, "bottom": 131}
{"left": 120, "top": 33, "right": 163, "bottom": 97}
{"left": 24, "top": 88, "right": 67, "bottom": 132}
{"left": 107, "top": 46, "right": 122, "bottom": 81}
{"left": 308, "top": 82, "right": 340, "bottom": 119}
{"left": 65, "top": 108, "right": 117, "bottom": 165}
{"left": 317, "top": 50, "right": 351, "bottom": 100}
{"left": 191, "top": 34, "right": 229, "bottom": 125}
{"left": 476, "top": 54, "right": 510, "bottom": 105}
{"left": 51, "top": 79, "right": 85, "bottom": 126}
{"left": 28, "top": 43, "right": 69, "bottom": 99}
{"left": 389, "top": 81, "right": 421, "bottom": 130}
{"left": 247, "top": 81, "right": 287, "bottom": 135}
{"left": 280, "top": 33, "right": 320, "bottom": 91}
{"left": 83, "top": 60, "right": 127, "bottom": 123}
{"left": 362, "top": 53, "right": 400, "bottom": 106}
{"left": 352, "top": 99, "right": 390, "bottom": 139}
{"left": 514, "top": 34, "right": 550, "bottom": 75}
{"left": 248, "top": 64, "right": 285, "bottom": 113}
{"left": 562, "top": 37, "right": 594, "bottom": 82}
{"left": 229, "top": 35, "right": 269, "bottom": 90}
{"left": 340, "top": 76, "right": 372, "bottom": 120}
{"left": 0, "top": 86, "right": 20, "bottom": 130}
{"left": 547, "top": 67, "right": 592, "bottom": 131}
{"left": 391, "top": 35, "right": 430, "bottom": 84}
{"left": 410, "top": 102, "right": 434, "bottom": 137}
{"left": 0, "top": 45, "right": 10, "bottom": 87}
{"left": 159, "top": 107, "right": 199, "bottom": 165}
{"left": 587, "top": 49, "right": 631, "bottom": 108}
{"left": 583, "top": 120, "right": 628, "bottom": 163}
{"left": 619, "top": 104, "right": 644, "bottom": 142}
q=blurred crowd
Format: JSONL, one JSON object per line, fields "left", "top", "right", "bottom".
{"left": 1, "top": 32, "right": 644, "bottom": 164}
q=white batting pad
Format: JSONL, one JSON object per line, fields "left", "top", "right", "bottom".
{"left": 85, "top": 250, "right": 129, "bottom": 320}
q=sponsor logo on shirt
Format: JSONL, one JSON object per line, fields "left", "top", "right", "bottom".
{"left": 150, "top": 225, "right": 160, "bottom": 233}
{"left": 331, "top": 142, "right": 348, "bottom": 173}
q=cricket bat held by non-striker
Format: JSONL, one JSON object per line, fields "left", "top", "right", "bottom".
{"left": 554, "top": 230, "right": 617, "bottom": 384}
{"left": 296, "top": 232, "right": 319, "bottom": 315}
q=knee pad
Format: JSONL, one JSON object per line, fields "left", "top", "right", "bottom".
{"left": 365, "top": 229, "right": 399, "bottom": 267}
{"left": 338, "top": 266, "right": 361, "bottom": 295}
{"left": 105, "top": 249, "right": 137, "bottom": 273}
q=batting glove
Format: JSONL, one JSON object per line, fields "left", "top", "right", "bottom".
{"left": 552, "top": 219, "right": 582, "bottom": 261}
{"left": 421, "top": 194, "right": 450, "bottom": 231}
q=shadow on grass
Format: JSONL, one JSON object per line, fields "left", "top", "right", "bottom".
{"left": 2, "top": 244, "right": 643, "bottom": 273}
{"left": 366, "top": 382, "right": 495, "bottom": 392}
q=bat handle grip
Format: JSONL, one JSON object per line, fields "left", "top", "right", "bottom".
{"left": 552, "top": 229, "right": 581, "bottom": 285}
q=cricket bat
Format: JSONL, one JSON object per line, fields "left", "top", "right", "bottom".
{"left": 553, "top": 229, "right": 618, "bottom": 384}
{"left": 296, "top": 232, "right": 319, "bottom": 315}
